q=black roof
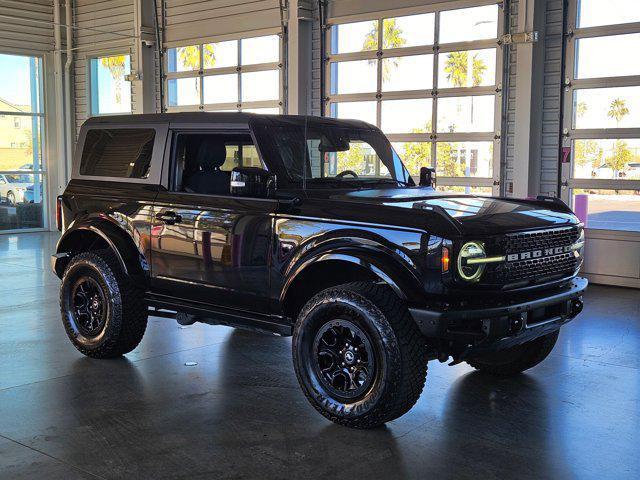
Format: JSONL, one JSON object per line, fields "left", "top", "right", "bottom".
{"left": 83, "top": 112, "right": 375, "bottom": 130}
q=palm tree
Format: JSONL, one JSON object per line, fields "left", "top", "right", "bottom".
{"left": 607, "top": 97, "right": 629, "bottom": 127}
{"left": 177, "top": 45, "right": 216, "bottom": 97}
{"left": 100, "top": 55, "right": 127, "bottom": 104}
{"left": 576, "top": 101, "right": 588, "bottom": 118}
{"left": 444, "top": 51, "right": 487, "bottom": 87}
{"left": 363, "top": 19, "right": 407, "bottom": 82}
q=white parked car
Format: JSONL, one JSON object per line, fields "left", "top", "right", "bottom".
{"left": 0, "top": 173, "right": 32, "bottom": 205}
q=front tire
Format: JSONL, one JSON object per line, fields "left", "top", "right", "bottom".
{"left": 60, "top": 250, "right": 147, "bottom": 358}
{"left": 466, "top": 330, "right": 559, "bottom": 376}
{"left": 292, "top": 282, "right": 428, "bottom": 429}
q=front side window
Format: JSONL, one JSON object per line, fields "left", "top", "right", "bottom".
{"left": 80, "top": 129, "right": 155, "bottom": 178}
{"left": 90, "top": 55, "right": 132, "bottom": 115}
{"left": 173, "top": 133, "right": 264, "bottom": 195}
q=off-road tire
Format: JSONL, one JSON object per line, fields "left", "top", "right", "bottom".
{"left": 292, "top": 282, "right": 429, "bottom": 429}
{"left": 466, "top": 330, "right": 559, "bottom": 376}
{"left": 60, "top": 250, "right": 147, "bottom": 358}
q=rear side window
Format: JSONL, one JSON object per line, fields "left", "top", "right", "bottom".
{"left": 80, "top": 128, "right": 155, "bottom": 178}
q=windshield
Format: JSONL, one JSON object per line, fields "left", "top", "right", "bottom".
{"left": 254, "top": 122, "right": 413, "bottom": 187}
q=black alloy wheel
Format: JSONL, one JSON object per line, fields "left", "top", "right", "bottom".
{"left": 71, "top": 276, "right": 107, "bottom": 337}
{"left": 313, "top": 319, "right": 376, "bottom": 401}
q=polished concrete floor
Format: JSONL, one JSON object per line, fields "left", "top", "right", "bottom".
{"left": 0, "top": 232, "right": 638, "bottom": 480}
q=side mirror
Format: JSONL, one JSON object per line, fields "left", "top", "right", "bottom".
{"left": 419, "top": 166, "right": 436, "bottom": 188}
{"left": 230, "top": 167, "right": 276, "bottom": 198}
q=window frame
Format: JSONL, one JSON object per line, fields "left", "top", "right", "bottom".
{"left": 324, "top": 1, "right": 504, "bottom": 193}
{"left": 561, "top": 0, "right": 640, "bottom": 232}
{"left": 0, "top": 52, "right": 47, "bottom": 233}
{"left": 164, "top": 32, "right": 284, "bottom": 114}
{"left": 88, "top": 52, "right": 133, "bottom": 117}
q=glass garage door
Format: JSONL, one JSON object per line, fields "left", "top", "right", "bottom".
{"left": 562, "top": 0, "right": 640, "bottom": 232}
{"left": 0, "top": 53, "right": 46, "bottom": 232}
{"left": 561, "top": 0, "right": 640, "bottom": 287}
{"left": 164, "top": 34, "right": 283, "bottom": 115}
{"left": 325, "top": 3, "right": 503, "bottom": 195}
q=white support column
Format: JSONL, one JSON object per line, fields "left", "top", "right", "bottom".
{"left": 512, "top": 0, "right": 538, "bottom": 197}
{"left": 132, "top": 0, "right": 158, "bottom": 113}
{"left": 287, "top": 0, "right": 314, "bottom": 114}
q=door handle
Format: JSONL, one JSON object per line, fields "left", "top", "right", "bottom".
{"left": 156, "top": 211, "right": 182, "bottom": 225}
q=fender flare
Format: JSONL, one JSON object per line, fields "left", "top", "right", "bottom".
{"left": 55, "top": 220, "right": 148, "bottom": 280}
{"left": 281, "top": 249, "right": 424, "bottom": 305}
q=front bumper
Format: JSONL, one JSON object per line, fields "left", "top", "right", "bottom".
{"left": 409, "top": 277, "right": 587, "bottom": 351}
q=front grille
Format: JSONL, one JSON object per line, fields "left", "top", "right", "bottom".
{"left": 485, "top": 226, "right": 581, "bottom": 285}
{"left": 500, "top": 226, "right": 580, "bottom": 253}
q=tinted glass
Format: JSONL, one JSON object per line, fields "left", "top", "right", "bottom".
{"left": 80, "top": 129, "right": 155, "bottom": 178}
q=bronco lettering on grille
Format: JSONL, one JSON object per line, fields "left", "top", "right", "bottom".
{"left": 506, "top": 245, "right": 573, "bottom": 262}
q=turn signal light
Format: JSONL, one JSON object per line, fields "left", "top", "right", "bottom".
{"left": 441, "top": 246, "right": 450, "bottom": 272}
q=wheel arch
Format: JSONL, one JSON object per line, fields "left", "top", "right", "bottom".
{"left": 54, "top": 222, "right": 149, "bottom": 284}
{"left": 281, "top": 252, "right": 423, "bottom": 321}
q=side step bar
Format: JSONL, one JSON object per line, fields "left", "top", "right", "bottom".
{"left": 146, "top": 295, "right": 293, "bottom": 337}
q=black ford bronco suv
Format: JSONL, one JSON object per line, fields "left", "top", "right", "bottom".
{"left": 52, "top": 113, "right": 587, "bottom": 428}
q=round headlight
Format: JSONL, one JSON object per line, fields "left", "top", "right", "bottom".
{"left": 457, "top": 241, "right": 486, "bottom": 282}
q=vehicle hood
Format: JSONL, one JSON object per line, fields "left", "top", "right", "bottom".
{"left": 322, "top": 187, "right": 579, "bottom": 236}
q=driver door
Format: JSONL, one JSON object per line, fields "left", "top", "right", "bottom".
{"left": 150, "top": 130, "right": 276, "bottom": 313}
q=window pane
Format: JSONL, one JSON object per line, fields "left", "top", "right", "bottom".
{"left": 574, "top": 87, "right": 640, "bottom": 129}
{"left": 437, "top": 95, "right": 495, "bottom": 133}
{"left": 330, "top": 101, "right": 377, "bottom": 125}
{"left": 577, "top": 0, "right": 640, "bottom": 28}
{"left": 91, "top": 55, "right": 131, "bottom": 115}
{"left": 241, "top": 70, "right": 279, "bottom": 102}
{"left": 331, "top": 20, "right": 379, "bottom": 54}
{"left": 393, "top": 141, "right": 432, "bottom": 177}
{"left": 80, "top": 129, "right": 155, "bottom": 178}
{"left": 383, "top": 13, "right": 435, "bottom": 48}
{"left": 436, "top": 185, "right": 492, "bottom": 196}
{"left": 167, "top": 78, "right": 200, "bottom": 107}
{"left": 167, "top": 45, "right": 200, "bottom": 72}
{"left": 0, "top": 116, "right": 43, "bottom": 171}
{"left": 439, "top": 5, "right": 498, "bottom": 44}
{"left": 382, "top": 55, "right": 433, "bottom": 91}
{"left": 0, "top": 173, "right": 44, "bottom": 230}
{"left": 0, "top": 53, "right": 43, "bottom": 113}
{"left": 241, "top": 35, "right": 279, "bottom": 65}
{"left": 381, "top": 98, "right": 432, "bottom": 134}
{"left": 573, "top": 139, "right": 640, "bottom": 179}
{"left": 436, "top": 141, "right": 493, "bottom": 177}
{"left": 573, "top": 189, "right": 640, "bottom": 231}
{"left": 203, "top": 74, "right": 238, "bottom": 104}
{"left": 203, "top": 40, "right": 237, "bottom": 69}
{"left": 438, "top": 49, "right": 496, "bottom": 88}
{"left": 576, "top": 34, "right": 640, "bottom": 79}
{"left": 330, "top": 60, "right": 377, "bottom": 94}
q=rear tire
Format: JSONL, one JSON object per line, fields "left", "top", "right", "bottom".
{"left": 292, "top": 282, "right": 428, "bottom": 429}
{"left": 60, "top": 250, "right": 147, "bottom": 358}
{"left": 466, "top": 330, "right": 559, "bottom": 376}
